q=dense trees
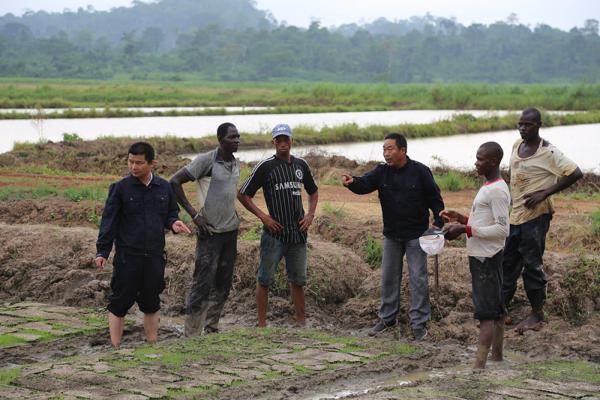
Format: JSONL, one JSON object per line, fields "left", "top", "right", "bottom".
{"left": 0, "top": 0, "right": 598, "bottom": 83}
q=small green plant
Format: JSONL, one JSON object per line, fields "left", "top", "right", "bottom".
{"left": 434, "top": 171, "right": 475, "bottom": 192}
{"left": 87, "top": 207, "right": 101, "bottom": 226}
{"left": 63, "top": 186, "right": 106, "bottom": 202}
{"left": 241, "top": 223, "right": 262, "bottom": 240}
{"left": 0, "top": 334, "right": 26, "bottom": 348}
{"left": 0, "top": 366, "right": 22, "bottom": 385}
{"left": 62, "top": 132, "right": 83, "bottom": 142}
{"left": 363, "top": 234, "right": 383, "bottom": 268}
{"left": 591, "top": 209, "right": 600, "bottom": 237}
{"left": 322, "top": 202, "right": 346, "bottom": 218}
{"left": 553, "top": 255, "right": 600, "bottom": 324}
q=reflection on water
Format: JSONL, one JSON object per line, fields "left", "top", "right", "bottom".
{"left": 0, "top": 109, "right": 517, "bottom": 153}
{"left": 233, "top": 124, "right": 600, "bottom": 173}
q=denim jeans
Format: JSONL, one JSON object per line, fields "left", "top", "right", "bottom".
{"left": 257, "top": 231, "right": 307, "bottom": 287}
{"left": 379, "top": 237, "right": 430, "bottom": 331}
{"left": 502, "top": 214, "right": 551, "bottom": 309}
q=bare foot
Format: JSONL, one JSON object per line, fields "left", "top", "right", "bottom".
{"left": 514, "top": 314, "right": 545, "bottom": 335}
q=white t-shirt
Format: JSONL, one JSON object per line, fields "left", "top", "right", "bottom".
{"left": 467, "top": 179, "right": 511, "bottom": 258}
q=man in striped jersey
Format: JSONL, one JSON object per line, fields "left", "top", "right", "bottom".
{"left": 238, "top": 123, "right": 319, "bottom": 327}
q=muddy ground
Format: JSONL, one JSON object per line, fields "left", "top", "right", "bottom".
{"left": 0, "top": 149, "right": 599, "bottom": 399}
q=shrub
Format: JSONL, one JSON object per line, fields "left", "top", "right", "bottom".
{"left": 363, "top": 235, "right": 383, "bottom": 268}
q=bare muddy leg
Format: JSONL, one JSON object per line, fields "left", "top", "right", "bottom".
{"left": 490, "top": 316, "right": 505, "bottom": 361}
{"left": 474, "top": 320, "right": 494, "bottom": 369}
{"left": 256, "top": 284, "right": 269, "bottom": 328}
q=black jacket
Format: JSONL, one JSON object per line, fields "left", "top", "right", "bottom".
{"left": 347, "top": 159, "right": 444, "bottom": 240}
{"left": 96, "top": 174, "right": 180, "bottom": 258}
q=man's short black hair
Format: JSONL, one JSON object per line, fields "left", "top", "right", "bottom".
{"left": 217, "top": 122, "right": 236, "bottom": 140}
{"left": 479, "top": 141, "right": 504, "bottom": 164}
{"left": 522, "top": 107, "right": 542, "bottom": 123}
{"left": 384, "top": 133, "right": 407, "bottom": 150}
{"left": 128, "top": 142, "right": 155, "bottom": 162}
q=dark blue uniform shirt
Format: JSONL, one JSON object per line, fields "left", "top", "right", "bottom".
{"left": 96, "top": 174, "right": 180, "bottom": 258}
{"left": 347, "top": 158, "right": 444, "bottom": 241}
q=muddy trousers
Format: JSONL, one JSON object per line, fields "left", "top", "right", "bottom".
{"left": 502, "top": 214, "right": 551, "bottom": 310}
{"left": 379, "top": 237, "right": 430, "bottom": 332}
{"left": 185, "top": 230, "right": 238, "bottom": 336}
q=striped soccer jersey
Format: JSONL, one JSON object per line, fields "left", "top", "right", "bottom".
{"left": 240, "top": 155, "right": 318, "bottom": 243}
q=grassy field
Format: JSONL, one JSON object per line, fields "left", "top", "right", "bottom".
{"left": 2, "top": 79, "right": 600, "bottom": 112}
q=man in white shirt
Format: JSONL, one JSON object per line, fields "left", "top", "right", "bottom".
{"left": 441, "top": 141, "right": 510, "bottom": 369}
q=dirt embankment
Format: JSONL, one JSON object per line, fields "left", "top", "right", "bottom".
{"left": 1, "top": 222, "right": 598, "bottom": 363}
{"left": 1, "top": 140, "right": 599, "bottom": 372}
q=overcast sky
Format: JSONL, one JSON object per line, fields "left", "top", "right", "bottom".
{"left": 0, "top": 0, "right": 598, "bottom": 31}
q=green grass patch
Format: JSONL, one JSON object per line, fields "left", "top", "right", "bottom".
{"left": 4, "top": 81, "right": 600, "bottom": 111}
{"left": 0, "top": 334, "right": 27, "bottom": 348}
{"left": 0, "top": 165, "right": 111, "bottom": 177}
{"left": 591, "top": 209, "right": 600, "bottom": 237}
{"left": 0, "top": 366, "right": 22, "bottom": 385}
{"left": 0, "top": 186, "right": 59, "bottom": 201}
{"left": 518, "top": 360, "right": 600, "bottom": 384}
{"left": 322, "top": 202, "right": 346, "bottom": 218}
{"left": 434, "top": 171, "right": 478, "bottom": 192}
{"left": 63, "top": 186, "right": 107, "bottom": 202}
{"left": 557, "top": 191, "right": 600, "bottom": 201}
{"left": 81, "top": 312, "right": 107, "bottom": 328}
{"left": 166, "top": 384, "right": 219, "bottom": 398}
{"left": 19, "top": 328, "right": 57, "bottom": 342}
{"left": 363, "top": 234, "right": 383, "bottom": 268}
{"left": 241, "top": 223, "right": 262, "bottom": 241}
{"left": 62, "top": 132, "right": 83, "bottom": 142}
{"left": 551, "top": 255, "right": 600, "bottom": 324}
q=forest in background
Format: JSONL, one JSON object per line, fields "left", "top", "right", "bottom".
{"left": 1, "top": 0, "right": 599, "bottom": 83}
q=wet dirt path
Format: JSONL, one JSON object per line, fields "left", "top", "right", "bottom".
{"left": 1, "top": 303, "right": 598, "bottom": 400}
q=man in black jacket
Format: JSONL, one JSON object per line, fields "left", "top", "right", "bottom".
{"left": 95, "top": 142, "right": 190, "bottom": 348}
{"left": 342, "top": 133, "right": 444, "bottom": 340}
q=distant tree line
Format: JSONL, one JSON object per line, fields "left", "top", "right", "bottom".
{"left": 0, "top": 0, "right": 599, "bottom": 82}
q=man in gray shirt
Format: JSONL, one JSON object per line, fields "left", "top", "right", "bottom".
{"left": 170, "top": 122, "right": 241, "bottom": 336}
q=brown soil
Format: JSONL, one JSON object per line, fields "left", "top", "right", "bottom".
{"left": 0, "top": 151, "right": 599, "bottom": 398}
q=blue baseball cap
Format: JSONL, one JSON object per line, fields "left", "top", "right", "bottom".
{"left": 271, "top": 123, "right": 292, "bottom": 138}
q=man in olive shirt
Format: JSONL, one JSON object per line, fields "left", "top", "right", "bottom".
{"left": 503, "top": 108, "right": 582, "bottom": 333}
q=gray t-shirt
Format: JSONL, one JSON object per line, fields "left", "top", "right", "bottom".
{"left": 185, "top": 148, "right": 240, "bottom": 233}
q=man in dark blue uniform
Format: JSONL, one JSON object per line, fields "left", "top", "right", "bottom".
{"left": 95, "top": 142, "right": 190, "bottom": 348}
